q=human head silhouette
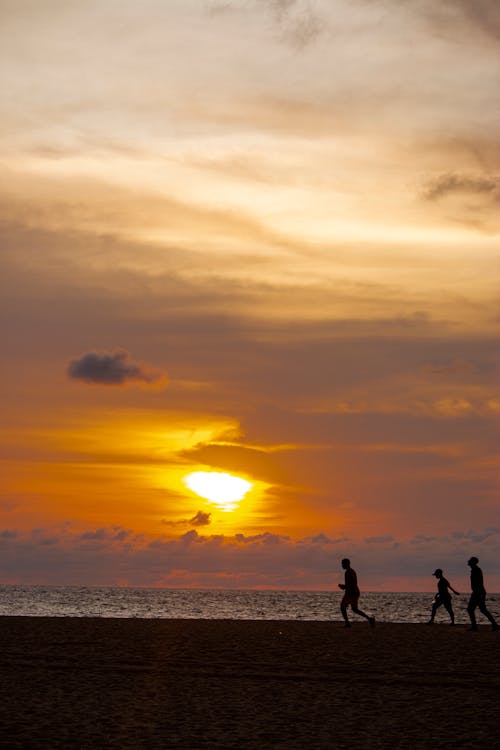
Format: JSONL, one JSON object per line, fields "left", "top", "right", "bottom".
{"left": 467, "top": 556, "right": 479, "bottom": 567}
{"left": 433, "top": 568, "right": 443, "bottom": 578}
{"left": 341, "top": 558, "right": 350, "bottom": 569}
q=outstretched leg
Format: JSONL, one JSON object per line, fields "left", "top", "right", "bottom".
{"left": 443, "top": 600, "right": 455, "bottom": 625}
{"left": 352, "top": 605, "right": 370, "bottom": 620}
{"left": 352, "top": 605, "right": 375, "bottom": 626}
{"left": 478, "top": 599, "right": 498, "bottom": 629}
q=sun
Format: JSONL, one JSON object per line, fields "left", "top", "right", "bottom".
{"left": 183, "top": 471, "right": 252, "bottom": 511}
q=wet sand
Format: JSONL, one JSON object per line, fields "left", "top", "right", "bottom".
{"left": 0, "top": 617, "right": 498, "bottom": 749}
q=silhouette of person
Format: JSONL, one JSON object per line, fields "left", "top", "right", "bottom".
{"left": 427, "top": 568, "right": 459, "bottom": 625}
{"left": 338, "top": 558, "right": 375, "bottom": 628}
{"left": 467, "top": 557, "right": 499, "bottom": 631}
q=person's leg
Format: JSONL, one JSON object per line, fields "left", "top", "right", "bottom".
{"left": 428, "top": 601, "right": 440, "bottom": 623}
{"left": 478, "top": 598, "right": 498, "bottom": 629}
{"left": 444, "top": 600, "right": 454, "bottom": 625}
{"left": 467, "top": 595, "right": 478, "bottom": 629}
{"left": 341, "top": 596, "right": 351, "bottom": 627}
{"left": 351, "top": 599, "right": 375, "bottom": 626}
{"left": 352, "top": 605, "right": 370, "bottom": 620}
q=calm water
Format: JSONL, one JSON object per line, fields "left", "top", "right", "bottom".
{"left": 1, "top": 586, "right": 498, "bottom": 623}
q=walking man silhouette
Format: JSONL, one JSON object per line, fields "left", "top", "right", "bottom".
{"left": 427, "top": 568, "right": 459, "bottom": 625}
{"left": 467, "top": 557, "right": 498, "bottom": 631}
{"left": 338, "top": 558, "right": 375, "bottom": 628}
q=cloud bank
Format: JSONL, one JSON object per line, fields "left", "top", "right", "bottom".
{"left": 1, "top": 524, "right": 498, "bottom": 590}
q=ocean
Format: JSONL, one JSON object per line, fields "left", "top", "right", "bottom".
{"left": 1, "top": 586, "right": 498, "bottom": 623}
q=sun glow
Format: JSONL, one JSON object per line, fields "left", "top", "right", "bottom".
{"left": 183, "top": 471, "right": 252, "bottom": 511}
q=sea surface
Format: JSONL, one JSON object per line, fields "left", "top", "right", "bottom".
{"left": 1, "top": 586, "right": 498, "bottom": 623}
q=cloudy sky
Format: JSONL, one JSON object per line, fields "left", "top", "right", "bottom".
{"left": 1, "top": 0, "right": 499, "bottom": 590}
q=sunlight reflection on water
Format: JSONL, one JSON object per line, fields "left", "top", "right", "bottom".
{"left": 0, "top": 586, "right": 498, "bottom": 623}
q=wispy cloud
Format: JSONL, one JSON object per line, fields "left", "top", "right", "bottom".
{"left": 422, "top": 172, "right": 498, "bottom": 200}
{"left": 265, "top": 0, "right": 326, "bottom": 49}
{"left": 450, "top": 0, "right": 500, "bottom": 42}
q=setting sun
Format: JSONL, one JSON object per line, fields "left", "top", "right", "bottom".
{"left": 183, "top": 471, "right": 252, "bottom": 512}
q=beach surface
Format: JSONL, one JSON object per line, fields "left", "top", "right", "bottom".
{"left": 0, "top": 617, "right": 498, "bottom": 749}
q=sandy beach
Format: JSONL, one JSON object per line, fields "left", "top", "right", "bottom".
{"left": 0, "top": 617, "right": 498, "bottom": 749}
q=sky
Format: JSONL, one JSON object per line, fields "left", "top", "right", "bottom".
{"left": 1, "top": 0, "right": 499, "bottom": 591}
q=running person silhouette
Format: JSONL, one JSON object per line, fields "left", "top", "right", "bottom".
{"left": 338, "top": 558, "right": 375, "bottom": 628}
{"left": 467, "top": 557, "right": 499, "bottom": 631}
{"left": 427, "top": 568, "right": 459, "bottom": 625}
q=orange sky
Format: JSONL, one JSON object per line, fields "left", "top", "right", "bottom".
{"left": 1, "top": 0, "right": 499, "bottom": 590}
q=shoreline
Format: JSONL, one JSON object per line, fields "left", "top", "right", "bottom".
{"left": 1, "top": 617, "right": 498, "bottom": 748}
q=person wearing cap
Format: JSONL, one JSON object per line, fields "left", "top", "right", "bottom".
{"left": 427, "top": 568, "right": 459, "bottom": 625}
{"left": 467, "top": 557, "right": 499, "bottom": 631}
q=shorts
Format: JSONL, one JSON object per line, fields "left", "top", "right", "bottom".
{"left": 435, "top": 594, "right": 452, "bottom": 606}
{"left": 468, "top": 592, "right": 486, "bottom": 609}
{"left": 341, "top": 593, "right": 359, "bottom": 609}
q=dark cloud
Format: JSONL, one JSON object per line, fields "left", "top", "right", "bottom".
{"left": 189, "top": 510, "right": 212, "bottom": 527}
{"left": 79, "top": 526, "right": 132, "bottom": 542}
{"left": 451, "top": 528, "right": 500, "bottom": 543}
{"left": 306, "top": 533, "right": 348, "bottom": 545}
{"left": 162, "top": 511, "right": 212, "bottom": 528}
{"left": 364, "top": 535, "right": 395, "bottom": 544}
{"left": 235, "top": 532, "right": 291, "bottom": 544}
{"left": 422, "top": 173, "right": 498, "bottom": 201}
{"left": 67, "top": 349, "right": 167, "bottom": 387}
{"left": 0, "top": 529, "right": 18, "bottom": 540}
{"left": 410, "top": 535, "right": 438, "bottom": 545}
